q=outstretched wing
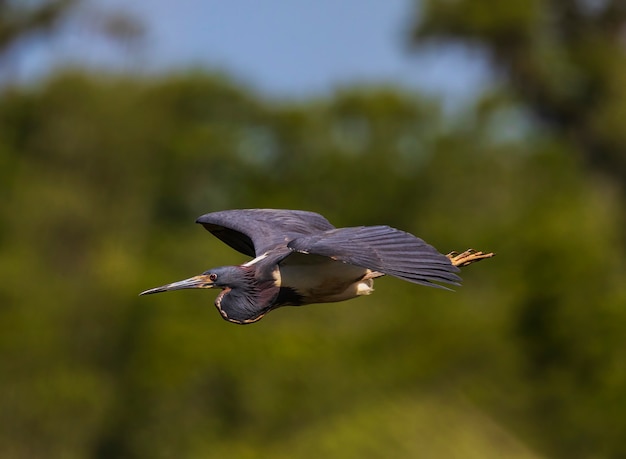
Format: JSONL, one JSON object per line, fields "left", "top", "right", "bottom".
{"left": 287, "top": 226, "right": 461, "bottom": 288}
{"left": 196, "top": 209, "right": 335, "bottom": 257}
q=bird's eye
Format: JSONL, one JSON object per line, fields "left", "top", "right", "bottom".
{"left": 209, "top": 273, "right": 218, "bottom": 281}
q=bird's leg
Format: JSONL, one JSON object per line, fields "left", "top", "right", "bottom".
{"left": 363, "top": 270, "right": 385, "bottom": 280}
{"left": 446, "top": 249, "right": 495, "bottom": 268}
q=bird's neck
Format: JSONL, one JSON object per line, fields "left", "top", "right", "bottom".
{"left": 214, "top": 266, "right": 280, "bottom": 324}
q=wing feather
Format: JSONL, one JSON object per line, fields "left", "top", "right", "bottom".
{"left": 287, "top": 226, "right": 461, "bottom": 288}
{"left": 196, "top": 209, "right": 335, "bottom": 257}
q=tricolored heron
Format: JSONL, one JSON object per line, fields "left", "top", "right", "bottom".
{"left": 140, "top": 209, "right": 493, "bottom": 324}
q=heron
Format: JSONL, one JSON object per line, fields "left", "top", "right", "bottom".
{"left": 140, "top": 209, "right": 493, "bottom": 324}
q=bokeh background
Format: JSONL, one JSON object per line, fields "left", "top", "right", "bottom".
{"left": 2, "top": 1, "right": 626, "bottom": 458}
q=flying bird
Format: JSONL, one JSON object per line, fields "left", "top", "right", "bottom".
{"left": 140, "top": 209, "right": 493, "bottom": 324}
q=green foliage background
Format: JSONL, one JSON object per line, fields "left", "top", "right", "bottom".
{"left": 2, "top": 1, "right": 626, "bottom": 458}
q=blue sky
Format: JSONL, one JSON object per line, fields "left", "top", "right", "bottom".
{"left": 18, "top": 0, "right": 491, "bottom": 104}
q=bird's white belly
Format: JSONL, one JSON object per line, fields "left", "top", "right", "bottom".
{"left": 277, "top": 254, "right": 374, "bottom": 303}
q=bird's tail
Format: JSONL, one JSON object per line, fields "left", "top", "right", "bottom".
{"left": 446, "top": 249, "right": 495, "bottom": 267}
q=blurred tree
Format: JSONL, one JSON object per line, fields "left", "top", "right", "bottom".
{"left": 0, "top": 0, "right": 77, "bottom": 81}
{"left": 413, "top": 0, "right": 626, "bottom": 192}
{"left": 0, "top": 0, "right": 145, "bottom": 84}
{"left": 413, "top": 1, "right": 626, "bottom": 457}
{"left": 0, "top": 0, "right": 76, "bottom": 53}
{"left": 1, "top": 71, "right": 625, "bottom": 459}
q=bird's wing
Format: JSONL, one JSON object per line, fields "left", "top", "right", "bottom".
{"left": 287, "top": 226, "right": 461, "bottom": 288}
{"left": 196, "top": 209, "right": 336, "bottom": 257}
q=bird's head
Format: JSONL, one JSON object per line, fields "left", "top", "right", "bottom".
{"left": 140, "top": 265, "right": 279, "bottom": 325}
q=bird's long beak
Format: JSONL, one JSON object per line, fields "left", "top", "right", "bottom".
{"left": 139, "top": 274, "right": 215, "bottom": 295}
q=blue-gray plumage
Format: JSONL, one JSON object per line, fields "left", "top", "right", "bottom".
{"left": 140, "top": 209, "right": 493, "bottom": 324}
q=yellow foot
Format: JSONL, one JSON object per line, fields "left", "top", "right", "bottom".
{"left": 446, "top": 249, "right": 495, "bottom": 268}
